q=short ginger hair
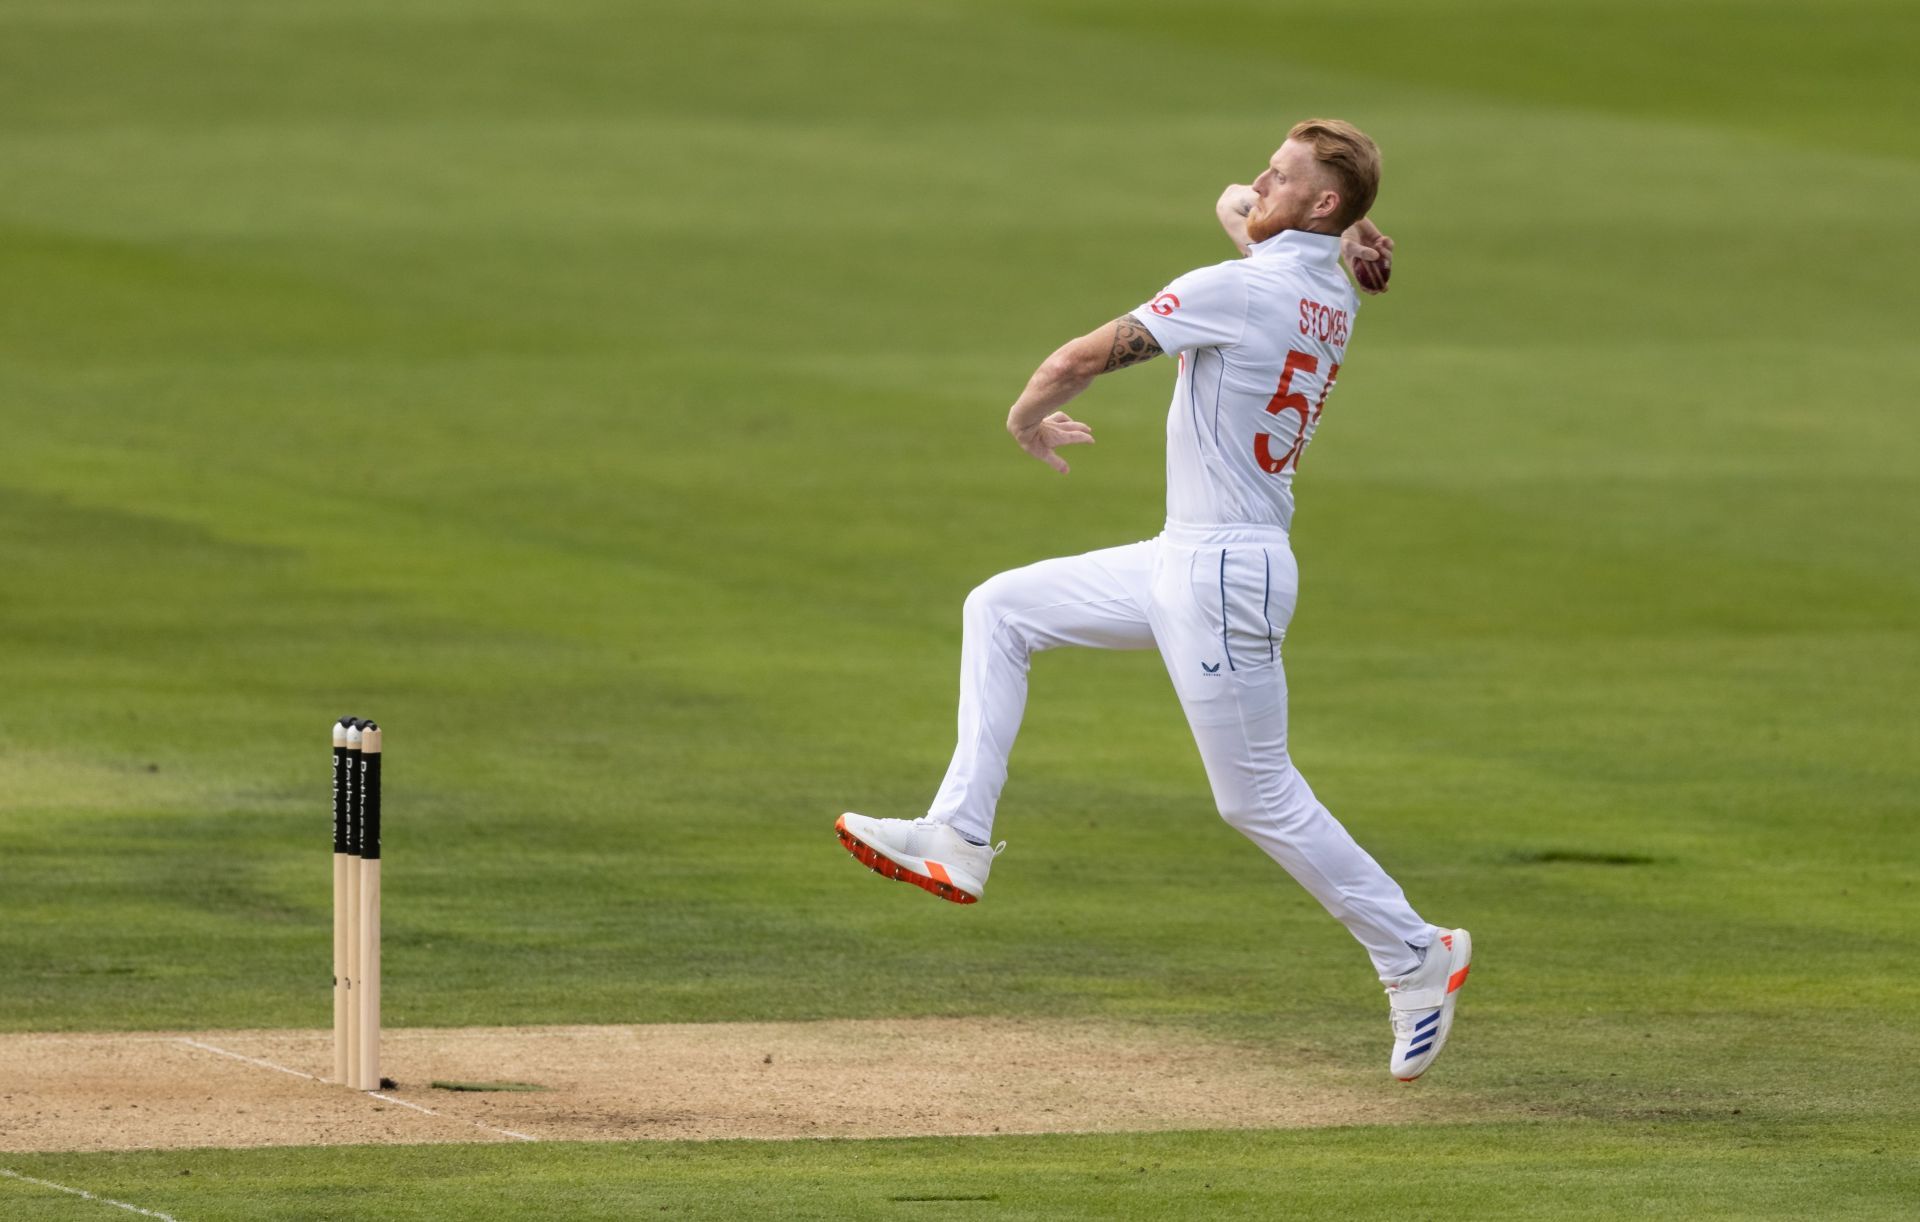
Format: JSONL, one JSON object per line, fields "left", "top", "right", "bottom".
{"left": 1288, "top": 118, "right": 1381, "bottom": 231}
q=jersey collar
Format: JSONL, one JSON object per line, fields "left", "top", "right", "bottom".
{"left": 1249, "top": 228, "right": 1342, "bottom": 264}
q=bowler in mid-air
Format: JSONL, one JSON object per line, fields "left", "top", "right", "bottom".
{"left": 837, "top": 119, "right": 1472, "bottom": 1081}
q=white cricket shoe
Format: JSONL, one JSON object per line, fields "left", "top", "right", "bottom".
{"left": 835, "top": 813, "right": 1005, "bottom": 905}
{"left": 1383, "top": 927, "right": 1473, "bottom": 1082}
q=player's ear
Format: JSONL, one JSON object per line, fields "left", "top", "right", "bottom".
{"left": 1314, "top": 188, "right": 1341, "bottom": 221}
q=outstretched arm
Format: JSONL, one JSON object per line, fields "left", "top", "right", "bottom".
{"left": 1006, "top": 314, "right": 1163, "bottom": 474}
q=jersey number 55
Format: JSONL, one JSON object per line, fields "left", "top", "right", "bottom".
{"left": 1254, "top": 349, "right": 1340, "bottom": 474}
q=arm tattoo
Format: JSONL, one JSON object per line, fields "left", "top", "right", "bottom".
{"left": 1103, "top": 314, "right": 1164, "bottom": 371}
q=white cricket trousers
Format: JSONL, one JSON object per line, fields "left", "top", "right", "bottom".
{"left": 926, "top": 522, "right": 1430, "bottom": 979}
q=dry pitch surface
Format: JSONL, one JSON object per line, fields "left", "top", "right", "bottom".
{"left": 0, "top": 1019, "right": 1412, "bottom": 1152}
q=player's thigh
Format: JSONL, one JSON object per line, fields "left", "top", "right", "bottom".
{"left": 1148, "top": 542, "right": 1297, "bottom": 693}
{"left": 1147, "top": 542, "right": 1302, "bottom": 803}
{"left": 1153, "top": 620, "right": 1296, "bottom": 808}
{"left": 969, "top": 541, "right": 1156, "bottom": 651}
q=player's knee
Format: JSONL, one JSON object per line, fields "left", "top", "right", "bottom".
{"left": 1215, "top": 798, "right": 1261, "bottom": 834}
{"left": 961, "top": 581, "right": 995, "bottom": 633}
{"left": 964, "top": 573, "right": 1035, "bottom": 656}
{"left": 1211, "top": 765, "right": 1305, "bottom": 835}
{"left": 963, "top": 572, "right": 1023, "bottom": 628}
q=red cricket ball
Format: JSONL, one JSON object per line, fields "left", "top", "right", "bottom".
{"left": 1353, "top": 255, "right": 1391, "bottom": 293}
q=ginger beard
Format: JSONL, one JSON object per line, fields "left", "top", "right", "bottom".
{"left": 1244, "top": 203, "right": 1293, "bottom": 245}
{"left": 1246, "top": 186, "right": 1325, "bottom": 243}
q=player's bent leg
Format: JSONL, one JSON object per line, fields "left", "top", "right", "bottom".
{"left": 1146, "top": 531, "right": 1469, "bottom": 1076}
{"left": 835, "top": 812, "right": 1006, "bottom": 904}
{"left": 923, "top": 542, "right": 1155, "bottom": 844}
{"left": 1149, "top": 541, "right": 1429, "bottom": 977}
{"left": 837, "top": 542, "right": 1154, "bottom": 906}
{"left": 1188, "top": 682, "right": 1430, "bottom": 976}
{"left": 1184, "top": 679, "right": 1473, "bottom": 1078}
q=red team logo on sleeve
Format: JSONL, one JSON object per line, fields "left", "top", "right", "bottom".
{"left": 1149, "top": 292, "right": 1180, "bottom": 316}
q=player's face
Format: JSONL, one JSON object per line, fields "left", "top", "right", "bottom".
{"left": 1247, "top": 140, "right": 1339, "bottom": 241}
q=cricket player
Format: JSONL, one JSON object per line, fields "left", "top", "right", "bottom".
{"left": 836, "top": 119, "right": 1471, "bottom": 1081}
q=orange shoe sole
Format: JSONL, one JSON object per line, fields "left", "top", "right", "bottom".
{"left": 835, "top": 819, "right": 978, "bottom": 905}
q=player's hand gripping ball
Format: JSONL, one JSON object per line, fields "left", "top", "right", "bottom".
{"left": 1351, "top": 252, "right": 1391, "bottom": 293}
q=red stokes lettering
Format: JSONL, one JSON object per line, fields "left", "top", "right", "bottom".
{"left": 1297, "top": 297, "right": 1350, "bottom": 346}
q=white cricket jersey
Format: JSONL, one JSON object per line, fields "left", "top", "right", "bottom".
{"left": 1134, "top": 229, "right": 1357, "bottom": 533}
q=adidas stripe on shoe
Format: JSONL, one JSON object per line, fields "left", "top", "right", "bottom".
{"left": 1383, "top": 927, "right": 1472, "bottom": 1081}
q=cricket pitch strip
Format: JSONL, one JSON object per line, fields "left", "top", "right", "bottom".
{"left": 0, "top": 1018, "right": 1419, "bottom": 1152}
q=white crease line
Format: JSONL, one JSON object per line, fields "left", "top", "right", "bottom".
{"left": 366, "top": 1091, "right": 440, "bottom": 1116}
{"left": 383, "top": 1029, "right": 608, "bottom": 1040}
{"left": 172, "top": 1037, "right": 537, "bottom": 1144}
{"left": 1, "top": 1167, "right": 180, "bottom": 1220}
{"left": 369, "top": 1093, "right": 537, "bottom": 1143}
{"left": 174, "top": 1039, "right": 318, "bottom": 1080}
{"left": 5, "top": 1033, "right": 185, "bottom": 1043}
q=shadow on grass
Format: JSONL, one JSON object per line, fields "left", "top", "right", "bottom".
{"left": 1504, "top": 848, "right": 1663, "bottom": 866}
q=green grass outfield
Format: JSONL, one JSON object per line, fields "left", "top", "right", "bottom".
{"left": 3, "top": 0, "right": 1917, "bottom": 1216}
{"left": 6, "top": 1121, "right": 1913, "bottom": 1220}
